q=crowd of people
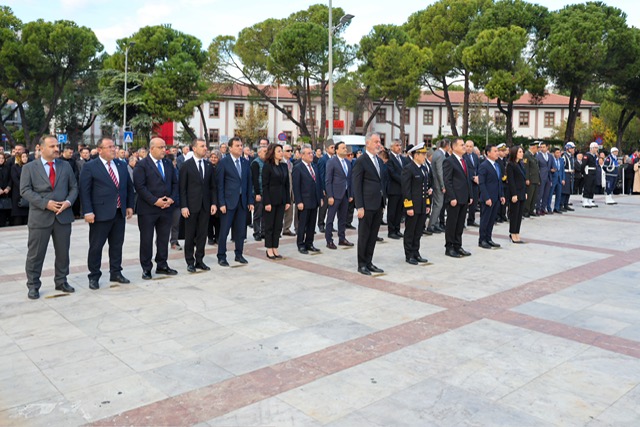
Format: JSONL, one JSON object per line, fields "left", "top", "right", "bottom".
{"left": 3, "top": 133, "right": 638, "bottom": 299}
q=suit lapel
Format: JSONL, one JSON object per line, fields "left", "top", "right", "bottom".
{"left": 35, "top": 160, "right": 50, "bottom": 187}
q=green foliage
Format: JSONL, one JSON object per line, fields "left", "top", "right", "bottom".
{"left": 235, "top": 105, "right": 268, "bottom": 145}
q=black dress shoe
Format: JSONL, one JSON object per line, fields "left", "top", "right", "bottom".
{"left": 55, "top": 282, "right": 75, "bottom": 293}
{"left": 387, "top": 233, "right": 401, "bottom": 240}
{"left": 553, "top": 210, "right": 563, "bottom": 214}
{"left": 358, "top": 266, "right": 371, "bottom": 275}
{"left": 434, "top": 225, "right": 445, "bottom": 233}
{"left": 423, "top": 228, "right": 433, "bottom": 235}
{"left": 445, "top": 249, "right": 462, "bottom": 258}
{"left": 415, "top": 256, "right": 429, "bottom": 263}
{"left": 326, "top": 241, "right": 337, "bottom": 250}
{"left": 487, "top": 240, "right": 501, "bottom": 248}
{"left": 367, "top": 264, "right": 384, "bottom": 273}
{"left": 28, "top": 288, "right": 40, "bottom": 299}
{"left": 235, "top": 255, "right": 248, "bottom": 264}
{"left": 89, "top": 279, "right": 100, "bottom": 290}
{"left": 346, "top": 224, "right": 356, "bottom": 230}
{"left": 458, "top": 248, "right": 472, "bottom": 256}
{"left": 376, "top": 237, "right": 384, "bottom": 242}
{"left": 195, "top": 262, "right": 211, "bottom": 271}
{"left": 298, "top": 247, "right": 309, "bottom": 254}
{"left": 406, "top": 257, "right": 418, "bottom": 265}
{"left": 381, "top": 220, "right": 388, "bottom": 226}
{"left": 142, "top": 270, "right": 152, "bottom": 280}
{"left": 110, "top": 274, "right": 130, "bottom": 284}
{"left": 156, "top": 267, "right": 178, "bottom": 275}
{"left": 218, "top": 259, "right": 229, "bottom": 267}
{"left": 338, "top": 239, "right": 354, "bottom": 247}
{"left": 565, "top": 207, "right": 575, "bottom": 211}
{"left": 187, "top": 264, "right": 197, "bottom": 273}
{"left": 479, "top": 241, "right": 492, "bottom": 249}
{"left": 319, "top": 226, "right": 325, "bottom": 233}
{"left": 396, "top": 231, "right": 404, "bottom": 237}
{"left": 307, "top": 246, "right": 321, "bottom": 252}
{"left": 468, "top": 222, "right": 480, "bottom": 227}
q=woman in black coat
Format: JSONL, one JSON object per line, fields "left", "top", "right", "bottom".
{"left": 11, "top": 152, "right": 29, "bottom": 226}
{"left": 0, "top": 154, "right": 12, "bottom": 226}
{"left": 262, "top": 143, "right": 291, "bottom": 259}
{"left": 506, "top": 145, "right": 526, "bottom": 243}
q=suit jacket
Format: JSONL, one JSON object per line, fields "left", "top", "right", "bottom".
{"left": 216, "top": 155, "right": 253, "bottom": 210}
{"left": 463, "top": 152, "right": 480, "bottom": 183}
{"left": 79, "top": 157, "right": 134, "bottom": 221}
{"left": 133, "top": 155, "right": 179, "bottom": 216}
{"left": 524, "top": 150, "right": 541, "bottom": 184}
{"left": 325, "top": 156, "right": 352, "bottom": 201}
{"left": 20, "top": 158, "right": 78, "bottom": 228}
{"left": 478, "top": 159, "right": 504, "bottom": 203}
{"left": 507, "top": 161, "right": 527, "bottom": 201}
{"left": 386, "top": 153, "right": 408, "bottom": 196}
{"left": 292, "top": 161, "right": 322, "bottom": 208}
{"left": 262, "top": 162, "right": 290, "bottom": 206}
{"left": 431, "top": 149, "right": 446, "bottom": 192}
{"left": 443, "top": 155, "right": 471, "bottom": 205}
{"left": 352, "top": 152, "right": 385, "bottom": 210}
{"left": 551, "top": 156, "right": 566, "bottom": 185}
{"left": 536, "top": 151, "right": 553, "bottom": 182}
{"left": 317, "top": 153, "right": 331, "bottom": 192}
{"left": 179, "top": 157, "right": 217, "bottom": 213}
{"left": 401, "top": 161, "right": 431, "bottom": 214}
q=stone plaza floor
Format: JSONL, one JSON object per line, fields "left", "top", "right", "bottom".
{"left": 1, "top": 194, "right": 640, "bottom": 426}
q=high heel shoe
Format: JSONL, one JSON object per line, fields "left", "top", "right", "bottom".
{"left": 274, "top": 254, "right": 283, "bottom": 259}
{"left": 509, "top": 234, "right": 525, "bottom": 244}
{"left": 266, "top": 250, "right": 276, "bottom": 259}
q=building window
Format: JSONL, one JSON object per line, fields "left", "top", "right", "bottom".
{"left": 519, "top": 112, "right": 529, "bottom": 127}
{"left": 284, "top": 131, "right": 292, "bottom": 143}
{"left": 209, "top": 102, "right": 220, "bottom": 118}
{"left": 258, "top": 104, "right": 268, "bottom": 116}
{"left": 208, "top": 129, "right": 219, "bottom": 143}
{"left": 403, "top": 134, "right": 410, "bottom": 145}
{"left": 283, "top": 105, "right": 293, "bottom": 121}
{"left": 494, "top": 111, "right": 505, "bottom": 126}
{"left": 423, "top": 109, "right": 434, "bottom": 125}
{"left": 544, "top": 112, "right": 555, "bottom": 128}
{"left": 423, "top": 134, "right": 433, "bottom": 146}
{"left": 377, "top": 108, "right": 387, "bottom": 123}
{"left": 404, "top": 109, "right": 411, "bottom": 124}
{"left": 234, "top": 103, "right": 244, "bottom": 118}
{"left": 379, "top": 133, "right": 386, "bottom": 146}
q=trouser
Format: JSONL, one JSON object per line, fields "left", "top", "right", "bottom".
{"left": 357, "top": 206, "right": 383, "bottom": 267}
{"left": 479, "top": 200, "right": 499, "bottom": 243}
{"left": 26, "top": 221, "right": 71, "bottom": 290}
{"left": 325, "top": 194, "right": 349, "bottom": 243}
{"left": 317, "top": 194, "right": 328, "bottom": 229}
{"left": 500, "top": 185, "right": 509, "bottom": 220}
{"left": 88, "top": 211, "right": 126, "bottom": 280}
{"left": 207, "top": 213, "right": 220, "bottom": 242}
{"left": 403, "top": 212, "right": 427, "bottom": 259}
{"left": 283, "top": 191, "right": 295, "bottom": 232}
{"left": 169, "top": 207, "right": 180, "bottom": 244}
{"left": 297, "top": 206, "right": 318, "bottom": 248}
{"left": 445, "top": 202, "right": 467, "bottom": 250}
{"left": 184, "top": 208, "right": 209, "bottom": 266}
{"left": 524, "top": 183, "right": 538, "bottom": 215}
{"left": 138, "top": 210, "right": 172, "bottom": 271}
{"left": 428, "top": 188, "right": 444, "bottom": 228}
{"left": 605, "top": 175, "right": 618, "bottom": 195}
{"left": 346, "top": 198, "right": 355, "bottom": 226}
{"left": 386, "top": 194, "right": 403, "bottom": 235}
{"left": 508, "top": 200, "right": 524, "bottom": 234}
{"left": 253, "top": 201, "right": 264, "bottom": 237}
{"left": 218, "top": 205, "right": 248, "bottom": 259}
{"left": 583, "top": 172, "right": 596, "bottom": 199}
{"left": 467, "top": 184, "right": 479, "bottom": 224}
{"left": 537, "top": 178, "right": 551, "bottom": 212}
{"left": 552, "top": 182, "right": 563, "bottom": 211}
{"left": 264, "top": 204, "right": 285, "bottom": 248}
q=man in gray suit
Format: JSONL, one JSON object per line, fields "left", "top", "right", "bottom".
{"left": 20, "top": 135, "right": 78, "bottom": 299}
{"left": 426, "top": 139, "right": 451, "bottom": 234}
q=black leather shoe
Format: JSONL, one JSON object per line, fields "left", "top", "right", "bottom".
{"left": 195, "top": 262, "right": 211, "bottom": 271}
{"left": 388, "top": 233, "right": 401, "bottom": 240}
{"left": 218, "top": 259, "right": 229, "bottom": 267}
{"left": 367, "top": 264, "right": 384, "bottom": 273}
{"left": 307, "top": 246, "right": 321, "bottom": 252}
{"left": 142, "top": 270, "right": 152, "bottom": 280}
{"left": 298, "top": 247, "right": 309, "bottom": 254}
{"left": 468, "top": 222, "right": 480, "bottom": 227}
{"left": 415, "top": 256, "right": 429, "bottom": 263}
{"left": 235, "top": 255, "right": 248, "bottom": 264}
{"left": 156, "top": 267, "right": 178, "bottom": 275}
{"left": 406, "top": 257, "right": 418, "bottom": 265}
{"left": 553, "top": 210, "right": 563, "bottom": 214}
{"left": 487, "top": 240, "right": 501, "bottom": 248}
{"left": 28, "top": 288, "right": 40, "bottom": 299}
{"left": 565, "top": 207, "right": 575, "bottom": 211}
{"left": 326, "top": 241, "right": 337, "bottom": 250}
{"left": 376, "top": 237, "right": 384, "bottom": 242}
{"left": 110, "top": 274, "right": 130, "bottom": 284}
{"left": 187, "top": 264, "right": 196, "bottom": 273}
{"left": 433, "top": 225, "right": 445, "bottom": 233}
{"left": 346, "top": 224, "right": 356, "bottom": 230}
{"left": 423, "top": 227, "right": 433, "bottom": 235}
{"left": 397, "top": 231, "right": 404, "bottom": 237}
{"left": 89, "top": 279, "right": 100, "bottom": 290}
{"left": 458, "top": 248, "right": 472, "bottom": 256}
{"left": 479, "top": 241, "right": 492, "bottom": 249}
{"left": 55, "top": 282, "right": 75, "bottom": 293}
{"left": 319, "top": 226, "right": 325, "bottom": 233}
{"left": 445, "top": 249, "right": 462, "bottom": 258}
{"left": 207, "top": 238, "right": 215, "bottom": 245}
{"left": 358, "top": 266, "right": 371, "bottom": 275}
{"left": 339, "top": 239, "right": 354, "bottom": 246}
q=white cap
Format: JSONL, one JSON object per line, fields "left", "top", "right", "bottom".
{"left": 408, "top": 143, "right": 427, "bottom": 154}
{"left": 611, "top": 147, "right": 619, "bottom": 152}
{"left": 565, "top": 142, "right": 576, "bottom": 149}
{"left": 589, "top": 142, "right": 599, "bottom": 149}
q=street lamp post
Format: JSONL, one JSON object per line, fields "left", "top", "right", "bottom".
{"left": 327, "top": 2, "right": 353, "bottom": 141}
{"left": 123, "top": 41, "right": 135, "bottom": 149}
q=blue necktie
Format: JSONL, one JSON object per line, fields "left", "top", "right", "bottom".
{"left": 235, "top": 158, "right": 241, "bottom": 177}
{"left": 157, "top": 160, "right": 165, "bottom": 181}
{"left": 493, "top": 162, "right": 500, "bottom": 180}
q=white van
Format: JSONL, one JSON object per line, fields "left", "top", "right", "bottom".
{"left": 332, "top": 135, "right": 365, "bottom": 154}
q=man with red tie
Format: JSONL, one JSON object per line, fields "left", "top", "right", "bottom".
{"left": 443, "top": 138, "right": 473, "bottom": 258}
{"left": 292, "top": 145, "right": 322, "bottom": 254}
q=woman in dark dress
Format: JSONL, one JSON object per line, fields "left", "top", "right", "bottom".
{"left": 10, "top": 152, "right": 30, "bottom": 226}
{"left": 506, "top": 145, "right": 526, "bottom": 243}
{"left": 261, "top": 143, "right": 291, "bottom": 259}
{"left": 207, "top": 150, "right": 221, "bottom": 245}
{"left": 0, "top": 154, "right": 12, "bottom": 226}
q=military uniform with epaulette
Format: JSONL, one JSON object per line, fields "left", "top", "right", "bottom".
{"left": 401, "top": 146, "right": 432, "bottom": 264}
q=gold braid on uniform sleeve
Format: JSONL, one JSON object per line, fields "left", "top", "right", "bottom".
{"left": 404, "top": 199, "right": 413, "bottom": 208}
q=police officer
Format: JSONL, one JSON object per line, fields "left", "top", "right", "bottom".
{"left": 401, "top": 143, "right": 432, "bottom": 265}
{"left": 561, "top": 142, "right": 576, "bottom": 211}
{"left": 603, "top": 147, "right": 620, "bottom": 205}
{"left": 581, "top": 142, "right": 599, "bottom": 208}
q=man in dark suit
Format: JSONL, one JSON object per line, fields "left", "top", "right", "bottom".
{"left": 180, "top": 138, "right": 217, "bottom": 272}
{"left": 426, "top": 139, "right": 450, "bottom": 234}
{"left": 477, "top": 145, "right": 505, "bottom": 249}
{"left": 352, "top": 132, "right": 385, "bottom": 275}
{"left": 386, "top": 139, "right": 407, "bottom": 239}
{"left": 133, "top": 137, "right": 179, "bottom": 280}
{"left": 324, "top": 141, "right": 353, "bottom": 249}
{"left": 316, "top": 140, "right": 335, "bottom": 233}
{"left": 523, "top": 141, "right": 540, "bottom": 217}
{"left": 20, "top": 135, "right": 78, "bottom": 299}
{"left": 216, "top": 136, "right": 254, "bottom": 266}
{"left": 536, "top": 141, "right": 553, "bottom": 214}
{"left": 292, "top": 145, "right": 322, "bottom": 254}
{"left": 443, "top": 138, "right": 472, "bottom": 258}
{"left": 463, "top": 140, "right": 480, "bottom": 227}
{"left": 79, "top": 138, "right": 134, "bottom": 289}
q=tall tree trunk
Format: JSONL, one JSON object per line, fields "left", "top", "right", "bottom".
{"left": 564, "top": 87, "right": 583, "bottom": 142}
{"left": 362, "top": 96, "right": 387, "bottom": 135}
{"left": 462, "top": 69, "right": 470, "bottom": 136}
{"left": 616, "top": 108, "right": 636, "bottom": 148}
{"left": 497, "top": 99, "right": 514, "bottom": 145}
{"left": 319, "top": 79, "right": 327, "bottom": 141}
{"left": 180, "top": 119, "right": 197, "bottom": 141}
{"left": 442, "top": 80, "right": 458, "bottom": 137}
{"left": 396, "top": 99, "right": 407, "bottom": 149}
{"left": 197, "top": 105, "right": 208, "bottom": 139}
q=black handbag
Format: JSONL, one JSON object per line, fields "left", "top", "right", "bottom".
{"left": 0, "top": 198, "right": 11, "bottom": 210}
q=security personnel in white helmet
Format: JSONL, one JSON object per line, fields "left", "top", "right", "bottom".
{"left": 603, "top": 147, "right": 620, "bottom": 205}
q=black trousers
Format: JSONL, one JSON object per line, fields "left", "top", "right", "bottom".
{"left": 297, "top": 206, "right": 318, "bottom": 249}
{"left": 386, "top": 194, "right": 403, "bottom": 235}
{"left": 138, "top": 210, "right": 172, "bottom": 271}
{"left": 357, "top": 206, "right": 383, "bottom": 267}
{"left": 207, "top": 213, "right": 220, "bottom": 242}
{"left": 445, "top": 202, "right": 467, "bottom": 250}
{"left": 403, "top": 212, "right": 427, "bottom": 259}
{"left": 184, "top": 208, "right": 209, "bottom": 266}
{"left": 583, "top": 172, "right": 596, "bottom": 198}
{"left": 264, "top": 203, "right": 285, "bottom": 248}
{"left": 218, "top": 205, "right": 248, "bottom": 259}
{"left": 508, "top": 200, "right": 525, "bottom": 234}
{"left": 325, "top": 193, "right": 349, "bottom": 243}
{"left": 317, "top": 194, "right": 328, "bottom": 228}
{"left": 88, "top": 210, "right": 126, "bottom": 280}
{"left": 252, "top": 201, "right": 263, "bottom": 237}
{"left": 524, "top": 183, "right": 538, "bottom": 215}
{"left": 346, "top": 198, "right": 355, "bottom": 226}
{"left": 467, "top": 184, "right": 479, "bottom": 224}
{"left": 479, "top": 200, "right": 499, "bottom": 242}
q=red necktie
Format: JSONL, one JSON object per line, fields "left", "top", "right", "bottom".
{"left": 460, "top": 157, "right": 468, "bottom": 175}
{"left": 308, "top": 163, "right": 316, "bottom": 181}
{"left": 107, "top": 161, "right": 121, "bottom": 208}
{"left": 48, "top": 161, "right": 56, "bottom": 189}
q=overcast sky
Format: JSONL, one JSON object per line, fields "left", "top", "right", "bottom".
{"left": 5, "top": 0, "right": 640, "bottom": 53}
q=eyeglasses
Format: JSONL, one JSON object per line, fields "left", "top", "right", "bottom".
{"left": 285, "top": 150, "right": 292, "bottom": 152}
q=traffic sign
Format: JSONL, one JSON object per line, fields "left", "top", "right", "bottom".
{"left": 57, "top": 134, "right": 67, "bottom": 144}
{"left": 278, "top": 132, "right": 287, "bottom": 142}
{"left": 1, "top": 134, "right": 6, "bottom": 142}
{"left": 124, "top": 131, "right": 134, "bottom": 144}
{"left": 596, "top": 137, "right": 603, "bottom": 145}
